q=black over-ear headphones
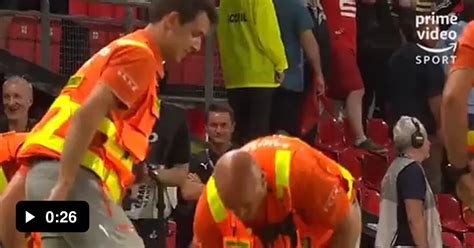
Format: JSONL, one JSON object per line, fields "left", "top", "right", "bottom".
{"left": 411, "top": 118, "right": 425, "bottom": 149}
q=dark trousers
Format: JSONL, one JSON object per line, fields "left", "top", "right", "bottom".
{"left": 270, "top": 88, "right": 303, "bottom": 137}
{"left": 227, "top": 88, "right": 274, "bottom": 146}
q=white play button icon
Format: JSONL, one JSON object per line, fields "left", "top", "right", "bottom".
{"left": 25, "top": 211, "right": 35, "bottom": 223}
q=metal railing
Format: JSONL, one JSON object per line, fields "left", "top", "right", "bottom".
{"left": 1, "top": 0, "right": 224, "bottom": 110}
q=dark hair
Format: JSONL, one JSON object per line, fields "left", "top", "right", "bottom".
{"left": 463, "top": 0, "right": 474, "bottom": 21}
{"left": 206, "top": 102, "right": 235, "bottom": 123}
{"left": 149, "top": 0, "right": 218, "bottom": 25}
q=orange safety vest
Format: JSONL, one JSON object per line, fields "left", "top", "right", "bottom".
{"left": 18, "top": 38, "right": 160, "bottom": 203}
{"left": 205, "top": 135, "right": 355, "bottom": 248}
{"left": 0, "top": 131, "right": 27, "bottom": 194}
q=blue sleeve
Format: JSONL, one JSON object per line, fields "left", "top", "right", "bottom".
{"left": 398, "top": 163, "right": 426, "bottom": 201}
{"left": 295, "top": 2, "right": 314, "bottom": 33}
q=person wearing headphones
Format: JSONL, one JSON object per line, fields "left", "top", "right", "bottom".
{"left": 376, "top": 116, "right": 442, "bottom": 248}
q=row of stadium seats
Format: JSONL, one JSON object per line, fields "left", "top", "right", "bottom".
{"left": 69, "top": 0, "right": 139, "bottom": 19}
{"left": 5, "top": 15, "right": 224, "bottom": 86}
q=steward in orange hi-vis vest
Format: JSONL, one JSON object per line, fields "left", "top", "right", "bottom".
{"left": 17, "top": 30, "right": 163, "bottom": 203}
{"left": 0, "top": 131, "right": 27, "bottom": 193}
{"left": 193, "top": 135, "right": 362, "bottom": 248}
{"left": 0, "top": 131, "right": 30, "bottom": 248}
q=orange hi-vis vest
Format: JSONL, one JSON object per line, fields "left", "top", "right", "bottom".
{"left": 18, "top": 38, "right": 160, "bottom": 203}
{"left": 0, "top": 132, "right": 26, "bottom": 194}
{"left": 205, "top": 135, "right": 356, "bottom": 248}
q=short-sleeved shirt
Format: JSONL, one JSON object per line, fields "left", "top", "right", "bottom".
{"left": 124, "top": 102, "right": 190, "bottom": 220}
{"left": 452, "top": 21, "right": 474, "bottom": 72}
{"left": 18, "top": 29, "right": 164, "bottom": 165}
{"left": 145, "top": 102, "right": 190, "bottom": 168}
{"left": 273, "top": 0, "right": 314, "bottom": 92}
{"left": 387, "top": 42, "right": 445, "bottom": 134}
{"left": 394, "top": 162, "right": 427, "bottom": 246}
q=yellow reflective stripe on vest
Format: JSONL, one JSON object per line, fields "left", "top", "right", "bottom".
{"left": 336, "top": 163, "right": 355, "bottom": 200}
{"left": 468, "top": 130, "right": 474, "bottom": 146}
{"left": 21, "top": 95, "right": 132, "bottom": 203}
{"left": 275, "top": 150, "right": 291, "bottom": 199}
{"left": 0, "top": 167, "right": 8, "bottom": 194}
{"left": 207, "top": 176, "right": 227, "bottom": 223}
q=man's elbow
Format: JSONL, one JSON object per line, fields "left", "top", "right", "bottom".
{"left": 332, "top": 202, "right": 362, "bottom": 246}
{"left": 442, "top": 91, "right": 462, "bottom": 109}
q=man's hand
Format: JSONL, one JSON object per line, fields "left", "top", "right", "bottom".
{"left": 48, "top": 181, "right": 72, "bottom": 201}
{"left": 181, "top": 176, "right": 204, "bottom": 201}
{"left": 188, "top": 173, "right": 202, "bottom": 184}
{"left": 315, "top": 74, "right": 325, "bottom": 96}
{"left": 275, "top": 71, "right": 285, "bottom": 83}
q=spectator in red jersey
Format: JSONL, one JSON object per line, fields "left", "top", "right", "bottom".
{"left": 320, "top": 0, "right": 387, "bottom": 154}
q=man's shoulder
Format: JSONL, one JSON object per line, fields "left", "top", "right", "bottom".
{"left": 398, "top": 162, "right": 424, "bottom": 180}
{"left": 459, "top": 21, "right": 474, "bottom": 46}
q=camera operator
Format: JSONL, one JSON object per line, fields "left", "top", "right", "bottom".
{"left": 375, "top": 116, "right": 442, "bottom": 248}
{"left": 124, "top": 100, "right": 191, "bottom": 247}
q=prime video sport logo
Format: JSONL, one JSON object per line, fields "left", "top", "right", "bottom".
{"left": 415, "top": 12, "right": 458, "bottom": 65}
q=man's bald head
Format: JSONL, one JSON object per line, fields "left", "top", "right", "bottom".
{"left": 214, "top": 149, "right": 267, "bottom": 221}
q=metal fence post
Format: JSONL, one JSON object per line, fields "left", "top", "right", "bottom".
{"left": 124, "top": 6, "right": 134, "bottom": 33}
{"left": 40, "top": 0, "right": 51, "bottom": 69}
{"left": 204, "top": 30, "right": 214, "bottom": 113}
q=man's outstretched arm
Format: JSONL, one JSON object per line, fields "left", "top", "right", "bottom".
{"left": 329, "top": 201, "right": 362, "bottom": 248}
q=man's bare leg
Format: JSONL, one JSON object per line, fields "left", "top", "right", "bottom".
{"left": 346, "top": 89, "right": 365, "bottom": 140}
{"left": 346, "top": 89, "right": 387, "bottom": 154}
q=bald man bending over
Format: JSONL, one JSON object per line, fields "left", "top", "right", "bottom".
{"left": 193, "top": 135, "right": 361, "bottom": 248}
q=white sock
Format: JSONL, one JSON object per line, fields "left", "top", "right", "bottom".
{"left": 355, "top": 136, "right": 367, "bottom": 146}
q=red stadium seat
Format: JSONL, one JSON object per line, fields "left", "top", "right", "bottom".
{"left": 35, "top": 18, "right": 62, "bottom": 44}
{"left": 436, "top": 194, "right": 468, "bottom": 233}
{"left": 315, "top": 112, "right": 346, "bottom": 157}
{"left": 338, "top": 148, "right": 364, "bottom": 180}
{"left": 7, "top": 40, "right": 36, "bottom": 62}
{"left": 35, "top": 43, "right": 60, "bottom": 73}
{"left": 167, "top": 221, "right": 176, "bottom": 248}
{"left": 367, "top": 118, "right": 392, "bottom": 147}
{"left": 186, "top": 108, "right": 206, "bottom": 139}
{"left": 442, "top": 232, "right": 462, "bottom": 247}
{"left": 86, "top": 22, "right": 112, "bottom": 55}
{"left": 464, "top": 232, "right": 474, "bottom": 247}
{"left": 182, "top": 55, "right": 205, "bottom": 85}
{"left": 359, "top": 185, "right": 380, "bottom": 216}
{"left": 114, "top": 6, "right": 139, "bottom": 19}
{"left": 34, "top": 18, "right": 61, "bottom": 72}
{"left": 360, "top": 154, "right": 387, "bottom": 191}
{"left": 69, "top": 0, "right": 88, "bottom": 16}
{"left": 107, "top": 25, "right": 125, "bottom": 43}
{"left": 463, "top": 206, "right": 474, "bottom": 230}
{"left": 166, "top": 62, "right": 183, "bottom": 84}
{"left": 8, "top": 15, "right": 38, "bottom": 40}
{"left": 87, "top": 2, "right": 115, "bottom": 18}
